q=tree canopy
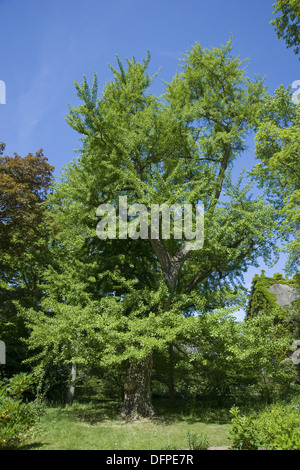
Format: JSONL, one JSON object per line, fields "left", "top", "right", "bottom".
{"left": 252, "top": 85, "right": 300, "bottom": 274}
{"left": 0, "top": 144, "right": 54, "bottom": 375}
{"left": 0, "top": 143, "right": 54, "bottom": 283}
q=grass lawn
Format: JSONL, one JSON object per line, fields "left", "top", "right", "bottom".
{"left": 25, "top": 399, "right": 232, "bottom": 450}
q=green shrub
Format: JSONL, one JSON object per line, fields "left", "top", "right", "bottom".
{"left": 187, "top": 430, "right": 210, "bottom": 450}
{"left": 256, "top": 401, "right": 300, "bottom": 450}
{"left": 230, "top": 399, "right": 300, "bottom": 450}
{"left": 229, "top": 406, "right": 261, "bottom": 450}
{"left": 0, "top": 373, "right": 40, "bottom": 449}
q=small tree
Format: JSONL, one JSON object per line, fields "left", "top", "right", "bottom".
{"left": 0, "top": 373, "right": 39, "bottom": 449}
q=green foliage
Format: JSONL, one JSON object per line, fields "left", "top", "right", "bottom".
{"left": 247, "top": 271, "right": 294, "bottom": 318}
{"left": 271, "top": 0, "right": 300, "bottom": 56}
{"left": 246, "top": 272, "right": 300, "bottom": 391}
{"left": 167, "top": 300, "right": 296, "bottom": 403}
{"left": 257, "top": 401, "right": 300, "bottom": 450}
{"left": 186, "top": 430, "right": 210, "bottom": 450}
{"left": 241, "top": 315, "right": 296, "bottom": 400}
{"left": 230, "top": 398, "right": 300, "bottom": 450}
{"left": 229, "top": 406, "right": 260, "bottom": 450}
{"left": 0, "top": 373, "right": 41, "bottom": 449}
{"left": 252, "top": 86, "right": 300, "bottom": 274}
{"left": 173, "top": 309, "right": 248, "bottom": 400}
{"left": 28, "top": 40, "right": 278, "bottom": 372}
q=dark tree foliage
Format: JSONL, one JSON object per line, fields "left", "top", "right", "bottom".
{"left": 0, "top": 143, "right": 54, "bottom": 375}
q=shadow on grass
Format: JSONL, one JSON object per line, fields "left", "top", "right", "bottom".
{"left": 152, "top": 398, "right": 232, "bottom": 425}
{"left": 1, "top": 441, "right": 46, "bottom": 451}
{"left": 43, "top": 397, "right": 232, "bottom": 427}
{"left": 46, "top": 399, "right": 122, "bottom": 425}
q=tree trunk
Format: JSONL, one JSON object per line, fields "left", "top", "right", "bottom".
{"left": 120, "top": 353, "right": 155, "bottom": 420}
{"left": 168, "top": 344, "right": 176, "bottom": 408}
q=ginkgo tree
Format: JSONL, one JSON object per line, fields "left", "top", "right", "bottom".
{"left": 24, "top": 40, "right": 279, "bottom": 419}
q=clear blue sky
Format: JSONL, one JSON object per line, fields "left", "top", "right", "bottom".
{"left": 0, "top": 0, "right": 298, "bottom": 319}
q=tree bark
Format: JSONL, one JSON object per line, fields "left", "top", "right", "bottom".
{"left": 149, "top": 238, "right": 191, "bottom": 291}
{"left": 168, "top": 344, "right": 176, "bottom": 408}
{"left": 120, "top": 353, "right": 155, "bottom": 420}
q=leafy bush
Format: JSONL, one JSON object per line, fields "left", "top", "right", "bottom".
{"left": 229, "top": 406, "right": 261, "bottom": 450}
{"left": 0, "top": 373, "right": 41, "bottom": 449}
{"left": 230, "top": 399, "right": 300, "bottom": 450}
{"left": 256, "top": 401, "right": 300, "bottom": 450}
{"left": 187, "top": 431, "right": 210, "bottom": 450}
